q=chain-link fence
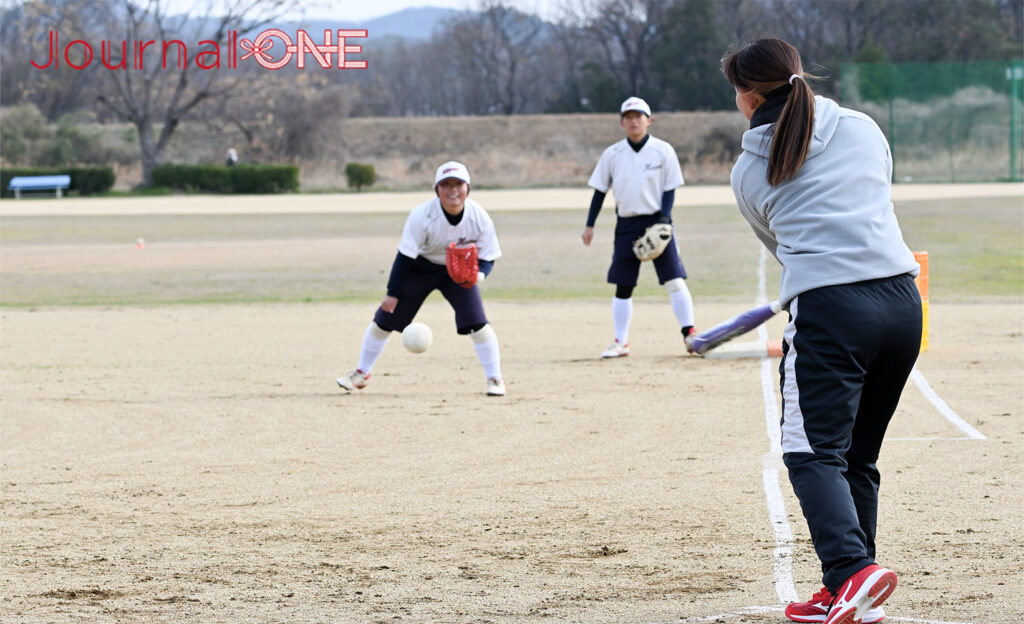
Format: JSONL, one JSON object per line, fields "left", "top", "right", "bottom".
{"left": 840, "top": 60, "right": 1024, "bottom": 183}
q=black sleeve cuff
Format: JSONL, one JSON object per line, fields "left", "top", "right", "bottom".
{"left": 586, "top": 190, "right": 606, "bottom": 227}
{"left": 658, "top": 189, "right": 675, "bottom": 223}
{"left": 385, "top": 252, "right": 414, "bottom": 297}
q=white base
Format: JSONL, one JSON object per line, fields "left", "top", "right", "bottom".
{"left": 704, "top": 340, "right": 783, "bottom": 359}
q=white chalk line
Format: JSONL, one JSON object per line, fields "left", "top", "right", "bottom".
{"left": 653, "top": 605, "right": 780, "bottom": 623}
{"left": 886, "top": 618, "right": 976, "bottom": 624}
{"left": 909, "top": 368, "right": 986, "bottom": 439}
{"left": 888, "top": 437, "right": 981, "bottom": 442}
{"left": 756, "top": 247, "right": 798, "bottom": 603}
{"left": 659, "top": 605, "right": 974, "bottom": 624}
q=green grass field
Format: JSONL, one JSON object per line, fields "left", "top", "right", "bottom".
{"left": 0, "top": 195, "right": 1020, "bottom": 307}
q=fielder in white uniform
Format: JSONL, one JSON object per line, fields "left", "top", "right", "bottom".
{"left": 336, "top": 161, "right": 507, "bottom": 396}
{"left": 582, "top": 96, "right": 696, "bottom": 358}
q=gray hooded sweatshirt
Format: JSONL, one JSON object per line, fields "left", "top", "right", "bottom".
{"left": 730, "top": 95, "right": 919, "bottom": 307}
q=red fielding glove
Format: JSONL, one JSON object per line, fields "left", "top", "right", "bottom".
{"left": 446, "top": 242, "right": 479, "bottom": 288}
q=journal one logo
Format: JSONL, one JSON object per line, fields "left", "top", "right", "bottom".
{"left": 30, "top": 29, "right": 368, "bottom": 71}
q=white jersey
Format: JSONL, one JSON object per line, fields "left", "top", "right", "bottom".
{"left": 588, "top": 136, "right": 684, "bottom": 217}
{"left": 397, "top": 197, "right": 501, "bottom": 265}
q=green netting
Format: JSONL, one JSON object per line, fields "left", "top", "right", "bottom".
{"left": 840, "top": 60, "right": 1024, "bottom": 183}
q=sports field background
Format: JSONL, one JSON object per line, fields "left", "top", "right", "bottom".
{"left": 1, "top": 185, "right": 1020, "bottom": 307}
{"left": 1, "top": 185, "right": 1022, "bottom": 623}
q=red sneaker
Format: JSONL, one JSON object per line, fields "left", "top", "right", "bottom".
{"left": 682, "top": 326, "right": 697, "bottom": 354}
{"left": 785, "top": 586, "right": 886, "bottom": 623}
{"left": 823, "top": 565, "right": 897, "bottom": 624}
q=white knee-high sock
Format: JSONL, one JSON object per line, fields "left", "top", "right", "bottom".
{"left": 357, "top": 323, "right": 390, "bottom": 373}
{"left": 612, "top": 296, "right": 633, "bottom": 343}
{"left": 470, "top": 325, "right": 502, "bottom": 379}
{"left": 666, "top": 279, "right": 694, "bottom": 328}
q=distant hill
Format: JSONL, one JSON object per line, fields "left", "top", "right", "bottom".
{"left": 293, "top": 7, "right": 466, "bottom": 41}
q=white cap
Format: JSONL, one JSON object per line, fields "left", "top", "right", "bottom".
{"left": 434, "top": 161, "right": 471, "bottom": 186}
{"left": 620, "top": 96, "right": 651, "bottom": 117}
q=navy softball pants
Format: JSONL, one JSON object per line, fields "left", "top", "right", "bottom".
{"left": 608, "top": 213, "right": 687, "bottom": 286}
{"left": 374, "top": 257, "right": 487, "bottom": 334}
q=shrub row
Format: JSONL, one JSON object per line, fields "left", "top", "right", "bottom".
{"left": 151, "top": 164, "right": 299, "bottom": 194}
{"left": 0, "top": 166, "right": 115, "bottom": 198}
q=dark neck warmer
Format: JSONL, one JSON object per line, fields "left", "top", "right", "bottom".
{"left": 750, "top": 84, "right": 792, "bottom": 129}
{"left": 627, "top": 134, "right": 650, "bottom": 152}
{"left": 443, "top": 206, "right": 464, "bottom": 225}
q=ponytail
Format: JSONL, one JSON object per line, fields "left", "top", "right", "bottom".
{"left": 721, "top": 38, "right": 816, "bottom": 187}
{"left": 769, "top": 75, "right": 814, "bottom": 186}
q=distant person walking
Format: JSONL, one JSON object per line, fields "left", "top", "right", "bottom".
{"left": 722, "top": 38, "right": 922, "bottom": 624}
{"left": 582, "top": 96, "right": 696, "bottom": 359}
{"left": 225, "top": 148, "right": 238, "bottom": 167}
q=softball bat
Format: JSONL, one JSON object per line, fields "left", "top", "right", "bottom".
{"left": 686, "top": 300, "right": 782, "bottom": 355}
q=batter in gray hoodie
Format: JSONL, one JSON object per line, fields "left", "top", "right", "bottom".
{"left": 729, "top": 95, "right": 920, "bottom": 307}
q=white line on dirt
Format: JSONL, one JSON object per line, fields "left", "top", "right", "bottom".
{"left": 660, "top": 606, "right": 974, "bottom": 624}
{"left": 756, "top": 247, "right": 799, "bottom": 603}
{"left": 888, "top": 437, "right": 981, "bottom": 442}
{"left": 909, "top": 369, "right": 986, "bottom": 439}
{"left": 888, "top": 614, "right": 974, "bottom": 618}
{"left": 656, "top": 604, "right": 782, "bottom": 622}
{"left": 887, "top": 617, "right": 975, "bottom": 624}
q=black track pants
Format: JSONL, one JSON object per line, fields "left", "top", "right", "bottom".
{"left": 779, "top": 273, "right": 922, "bottom": 592}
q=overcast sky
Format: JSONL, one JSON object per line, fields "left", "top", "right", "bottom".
{"left": 0, "top": 0, "right": 569, "bottom": 26}
{"left": 3, "top": 0, "right": 563, "bottom": 20}
{"left": 296, "top": 0, "right": 561, "bottom": 22}
{"left": 305, "top": 1, "right": 471, "bottom": 21}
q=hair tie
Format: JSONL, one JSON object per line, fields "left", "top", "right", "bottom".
{"left": 788, "top": 73, "right": 801, "bottom": 85}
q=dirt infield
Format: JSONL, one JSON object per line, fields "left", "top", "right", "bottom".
{"left": 2, "top": 299, "right": 1021, "bottom": 623}
{"left": 1, "top": 186, "right": 1022, "bottom": 622}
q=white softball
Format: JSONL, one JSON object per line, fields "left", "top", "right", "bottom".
{"left": 401, "top": 322, "right": 433, "bottom": 354}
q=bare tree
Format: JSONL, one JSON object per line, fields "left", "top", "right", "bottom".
{"left": 349, "top": 39, "right": 419, "bottom": 117}
{"left": 92, "top": 0, "right": 297, "bottom": 185}
{"left": 206, "top": 70, "right": 353, "bottom": 162}
{"left": 715, "top": 0, "right": 774, "bottom": 47}
{"left": 2, "top": 0, "right": 112, "bottom": 118}
{"left": 583, "top": 0, "right": 669, "bottom": 97}
{"left": 444, "top": 1, "right": 546, "bottom": 114}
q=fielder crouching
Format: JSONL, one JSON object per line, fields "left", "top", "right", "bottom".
{"left": 336, "top": 161, "right": 507, "bottom": 396}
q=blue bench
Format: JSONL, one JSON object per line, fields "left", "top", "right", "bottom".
{"left": 8, "top": 175, "right": 72, "bottom": 199}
